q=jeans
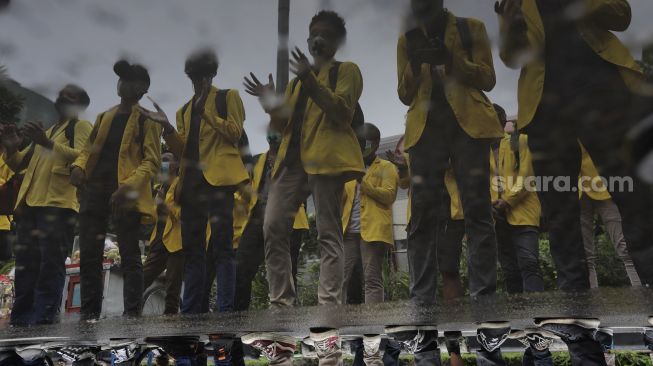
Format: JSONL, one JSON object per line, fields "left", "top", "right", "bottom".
{"left": 496, "top": 220, "right": 545, "bottom": 293}
{"left": 79, "top": 188, "right": 143, "bottom": 319}
{"left": 10, "top": 206, "right": 75, "bottom": 326}
{"left": 233, "top": 203, "right": 305, "bottom": 311}
{"left": 142, "top": 239, "right": 184, "bottom": 314}
{"left": 342, "top": 233, "right": 387, "bottom": 304}
{"left": 408, "top": 104, "right": 497, "bottom": 303}
{"left": 526, "top": 81, "right": 653, "bottom": 289}
{"left": 180, "top": 176, "right": 236, "bottom": 314}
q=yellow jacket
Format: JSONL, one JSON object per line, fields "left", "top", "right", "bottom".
{"left": 73, "top": 105, "right": 162, "bottom": 224}
{"left": 0, "top": 156, "right": 13, "bottom": 230}
{"left": 233, "top": 152, "right": 309, "bottom": 247}
{"left": 4, "top": 119, "right": 92, "bottom": 212}
{"left": 398, "top": 11, "right": 503, "bottom": 151}
{"left": 150, "top": 178, "right": 210, "bottom": 253}
{"left": 269, "top": 60, "right": 365, "bottom": 179}
{"left": 342, "top": 157, "right": 399, "bottom": 245}
{"left": 499, "top": 0, "right": 646, "bottom": 128}
{"left": 497, "top": 134, "right": 541, "bottom": 226}
{"left": 444, "top": 168, "right": 465, "bottom": 221}
{"left": 579, "top": 143, "right": 611, "bottom": 201}
{"left": 168, "top": 86, "right": 249, "bottom": 191}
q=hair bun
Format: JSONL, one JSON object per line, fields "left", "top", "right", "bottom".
{"left": 113, "top": 60, "right": 131, "bottom": 76}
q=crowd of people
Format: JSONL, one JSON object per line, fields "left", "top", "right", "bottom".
{"left": 1, "top": 0, "right": 653, "bottom": 364}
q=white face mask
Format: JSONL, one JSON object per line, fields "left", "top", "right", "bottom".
{"left": 308, "top": 35, "right": 328, "bottom": 57}
{"left": 61, "top": 104, "right": 84, "bottom": 119}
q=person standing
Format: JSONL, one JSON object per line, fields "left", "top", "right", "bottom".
{"left": 70, "top": 61, "right": 162, "bottom": 320}
{"left": 341, "top": 123, "right": 399, "bottom": 304}
{"left": 0, "top": 153, "right": 14, "bottom": 267}
{"left": 399, "top": 0, "right": 503, "bottom": 303}
{"left": 1, "top": 85, "right": 92, "bottom": 325}
{"left": 244, "top": 10, "right": 364, "bottom": 307}
{"left": 497, "top": 0, "right": 653, "bottom": 289}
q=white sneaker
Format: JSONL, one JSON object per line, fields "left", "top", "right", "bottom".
{"left": 241, "top": 333, "right": 296, "bottom": 362}
{"left": 310, "top": 329, "right": 341, "bottom": 358}
{"left": 363, "top": 335, "right": 382, "bottom": 359}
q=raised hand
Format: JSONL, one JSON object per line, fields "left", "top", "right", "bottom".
{"left": 289, "top": 47, "right": 311, "bottom": 78}
{"left": 385, "top": 149, "right": 407, "bottom": 168}
{"left": 23, "top": 121, "right": 53, "bottom": 148}
{"left": 140, "top": 97, "right": 171, "bottom": 126}
{"left": 243, "top": 73, "right": 275, "bottom": 98}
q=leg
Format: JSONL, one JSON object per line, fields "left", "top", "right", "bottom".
{"left": 495, "top": 218, "right": 523, "bottom": 294}
{"left": 180, "top": 196, "right": 209, "bottom": 314}
{"left": 511, "top": 225, "right": 545, "bottom": 292}
{"left": 594, "top": 199, "right": 641, "bottom": 286}
{"left": 164, "top": 250, "right": 184, "bottom": 314}
{"left": 438, "top": 219, "right": 465, "bottom": 300}
{"left": 263, "top": 163, "right": 309, "bottom": 308}
{"left": 203, "top": 241, "right": 215, "bottom": 312}
{"left": 114, "top": 210, "right": 144, "bottom": 316}
{"left": 382, "top": 340, "right": 401, "bottom": 366}
{"left": 207, "top": 185, "right": 237, "bottom": 312}
{"left": 10, "top": 207, "right": 40, "bottom": 326}
{"left": 32, "top": 207, "right": 74, "bottom": 324}
{"left": 143, "top": 239, "right": 169, "bottom": 291}
{"left": 522, "top": 347, "right": 554, "bottom": 366}
{"left": 360, "top": 241, "right": 386, "bottom": 304}
{"left": 475, "top": 349, "right": 506, "bottom": 366}
{"left": 290, "top": 229, "right": 305, "bottom": 290}
{"left": 342, "top": 233, "right": 362, "bottom": 305}
{"left": 580, "top": 195, "right": 599, "bottom": 289}
{"left": 234, "top": 211, "right": 265, "bottom": 311}
{"left": 308, "top": 174, "right": 347, "bottom": 305}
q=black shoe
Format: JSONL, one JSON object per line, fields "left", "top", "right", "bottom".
{"left": 476, "top": 322, "right": 511, "bottom": 353}
{"left": 384, "top": 325, "right": 438, "bottom": 354}
{"left": 509, "top": 329, "right": 557, "bottom": 352}
{"left": 443, "top": 331, "right": 463, "bottom": 355}
{"left": 209, "top": 334, "right": 236, "bottom": 365}
{"left": 534, "top": 318, "right": 600, "bottom": 343}
{"left": 594, "top": 328, "right": 613, "bottom": 353}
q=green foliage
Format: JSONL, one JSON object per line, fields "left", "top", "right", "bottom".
{"left": 0, "top": 260, "right": 14, "bottom": 275}
{"left": 0, "top": 82, "right": 23, "bottom": 124}
{"left": 249, "top": 264, "right": 270, "bottom": 310}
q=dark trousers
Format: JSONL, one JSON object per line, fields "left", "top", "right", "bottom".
{"left": 234, "top": 205, "right": 305, "bottom": 311}
{"left": 143, "top": 239, "right": 184, "bottom": 314}
{"left": 79, "top": 189, "right": 143, "bottom": 319}
{"left": 522, "top": 348, "right": 554, "bottom": 366}
{"left": 352, "top": 339, "right": 401, "bottom": 366}
{"left": 408, "top": 105, "right": 497, "bottom": 303}
{"left": 526, "top": 82, "right": 653, "bottom": 289}
{"left": 180, "top": 177, "right": 236, "bottom": 314}
{"left": 0, "top": 228, "right": 12, "bottom": 262}
{"left": 496, "top": 220, "right": 544, "bottom": 293}
{"left": 10, "top": 206, "right": 75, "bottom": 326}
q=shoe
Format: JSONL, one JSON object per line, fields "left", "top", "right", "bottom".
{"left": 534, "top": 318, "right": 600, "bottom": 343}
{"left": 476, "top": 321, "right": 511, "bottom": 353}
{"left": 594, "top": 328, "right": 614, "bottom": 353}
{"left": 241, "top": 333, "right": 296, "bottom": 362}
{"left": 362, "top": 335, "right": 382, "bottom": 359}
{"left": 209, "top": 335, "right": 235, "bottom": 365}
{"left": 443, "top": 331, "right": 463, "bottom": 355}
{"left": 309, "top": 328, "right": 341, "bottom": 358}
{"left": 509, "top": 329, "right": 557, "bottom": 352}
{"left": 300, "top": 337, "right": 317, "bottom": 358}
{"left": 384, "top": 325, "right": 438, "bottom": 354}
{"left": 14, "top": 345, "right": 46, "bottom": 364}
{"left": 54, "top": 344, "right": 101, "bottom": 364}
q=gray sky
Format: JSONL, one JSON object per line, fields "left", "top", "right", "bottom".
{"left": 1, "top": 0, "right": 652, "bottom": 153}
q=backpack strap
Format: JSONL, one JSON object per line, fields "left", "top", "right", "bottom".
{"left": 455, "top": 17, "right": 474, "bottom": 61}
{"left": 329, "top": 61, "right": 343, "bottom": 92}
{"left": 137, "top": 113, "right": 148, "bottom": 158}
{"left": 291, "top": 78, "right": 301, "bottom": 94}
{"left": 64, "top": 118, "right": 79, "bottom": 148}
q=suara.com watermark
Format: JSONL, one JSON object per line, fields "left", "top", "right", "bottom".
{"left": 491, "top": 175, "right": 634, "bottom": 194}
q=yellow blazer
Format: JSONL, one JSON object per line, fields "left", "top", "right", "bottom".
{"left": 499, "top": 0, "right": 645, "bottom": 128}
{"left": 169, "top": 86, "right": 249, "bottom": 192}
{"left": 0, "top": 156, "right": 14, "bottom": 230}
{"left": 341, "top": 157, "right": 399, "bottom": 245}
{"left": 4, "top": 119, "right": 92, "bottom": 212}
{"left": 270, "top": 60, "right": 365, "bottom": 179}
{"left": 73, "top": 105, "right": 162, "bottom": 224}
{"left": 398, "top": 11, "right": 503, "bottom": 151}
{"left": 579, "top": 143, "right": 611, "bottom": 201}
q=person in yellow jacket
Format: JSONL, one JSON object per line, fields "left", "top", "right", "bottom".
{"left": 492, "top": 117, "right": 544, "bottom": 294}
{"left": 142, "top": 49, "right": 248, "bottom": 314}
{"left": 497, "top": 0, "right": 653, "bottom": 289}
{"left": 399, "top": 0, "right": 503, "bottom": 304}
{"left": 243, "top": 10, "right": 364, "bottom": 307}
{"left": 0, "top": 153, "right": 14, "bottom": 268}
{"left": 579, "top": 144, "right": 640, "bottom": 288}
{"left": 70, "top": 61, "right": 162, "bottom": 320}
{"left": 0, "top": 84, "right": 92, "bottom": 326}
{"left": 233, "top": 131, "right": 309, "bottom": 311}
{"left": 341, "top": 123, "right": 398, "bottom": 304}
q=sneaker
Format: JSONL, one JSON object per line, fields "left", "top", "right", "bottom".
{"left": 594, "top": 328, "right": 614, "bottom": 353}
{"left": 534, "top": 318, "right": 600, "bottom": 343}
{"left": 309, "top": 328, "right": 341, "bottom": 358}
{"left": 241, "top": 333, "right": 296, "bottom": 362}
{"left": 509, "top": 329, "right": 557, "bottom": 352}
{"left": 209, "top": 335, "right": 235, "bottom": 365}
{"left": 443, "top": 331, "right": 463, "bottom": 355}
{"left": 300, "top": 337, "right": 317, "bottom": 358}
{"left": 14, "top": 345, "right": 46, "bottom": 364}
{"left": 54, "top": 344, "right": 101, "bottom": 364}
{"left": 362, "top": 335, "right": 382, "bottom": 359}
{"left": 476, "top": 322, "right": 511, "bottom": 353}
{"left": 384, "top": 325, "right": 438, "bottom": 354}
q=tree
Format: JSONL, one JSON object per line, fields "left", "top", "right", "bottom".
{"left": 0, "top": 66, "right": 24, "bottom": 124}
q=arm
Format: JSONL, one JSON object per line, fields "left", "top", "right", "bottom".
{"left": 397, "top": 36, "right": 423, "bottom": 106}
{"left": 52, "top": 120, "right": 92, "bottom": 163}
{"left": 360, "top": 164, "right": 399, "bottom": 206}
{"left": 268, "top": 82, "right": 293, "bottom": 133}
{"left": 2, "top": 148, "right": 28, "bottom": 173}
{"left": 162, "top": 130, "right": 184, "bottom": 159}
{"left": 300, "top": 62, "right": 363, "bottom": 128}
{"left": 122, "top": 120, "right": 162, "bottom": 189}
{"left": 584, "top": 0, "right": 631, "bottom": 31}
{"left": 449, "top": 21, "right": 496, "bottom": 91}
{"left": 498, "top": 4, "right": 531, "bottom": 69}
{"left": 203, "top": 90, "right": 245, "bottom": 145}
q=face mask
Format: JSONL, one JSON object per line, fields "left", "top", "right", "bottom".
{"left": 56, "top": 98, "right": 84, "bottom": 119}
{"left": 362, "top": 140, "right": 374, "bottom": 158}
{"left": 307, "top": 35, "right": 328, "bottom": 57}
{"left": 161, "top": 161, "right": 170, "bottom": 175}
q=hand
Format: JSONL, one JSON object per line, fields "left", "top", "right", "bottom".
{"left": 385, "top": 149, "right": 407, "bottom": 168}
{"left": 192, "top": 79, "right": 210, "bottom": 113}
{"left": 243, "top": 73, "right": 275, "bottom": 98}
{"left": 110, "top": 185, "right": 136, "bottom": 210}
{"left": 0, "top": 123, "right": 21, "bottom": 154}
{"left": 496, "top": 0, "right": 525, "bottom": 25}
{"left": 140, "top": 97, "right": 171, "bottom": 127}
{"left": 493, "top": 199, "right": 509, "bottom": 211}
{"left": 70, "top": 166, "right": 86, "bottom": 188}
{"left": 23, "top": 121, "right": 53, "bottom": 148}
{"left": 289, "top": 47, "right": 311, "bottom": 79}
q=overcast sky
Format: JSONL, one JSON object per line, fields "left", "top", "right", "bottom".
{"left": 1, "top": 0, "right": 652, "bottom": 153}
